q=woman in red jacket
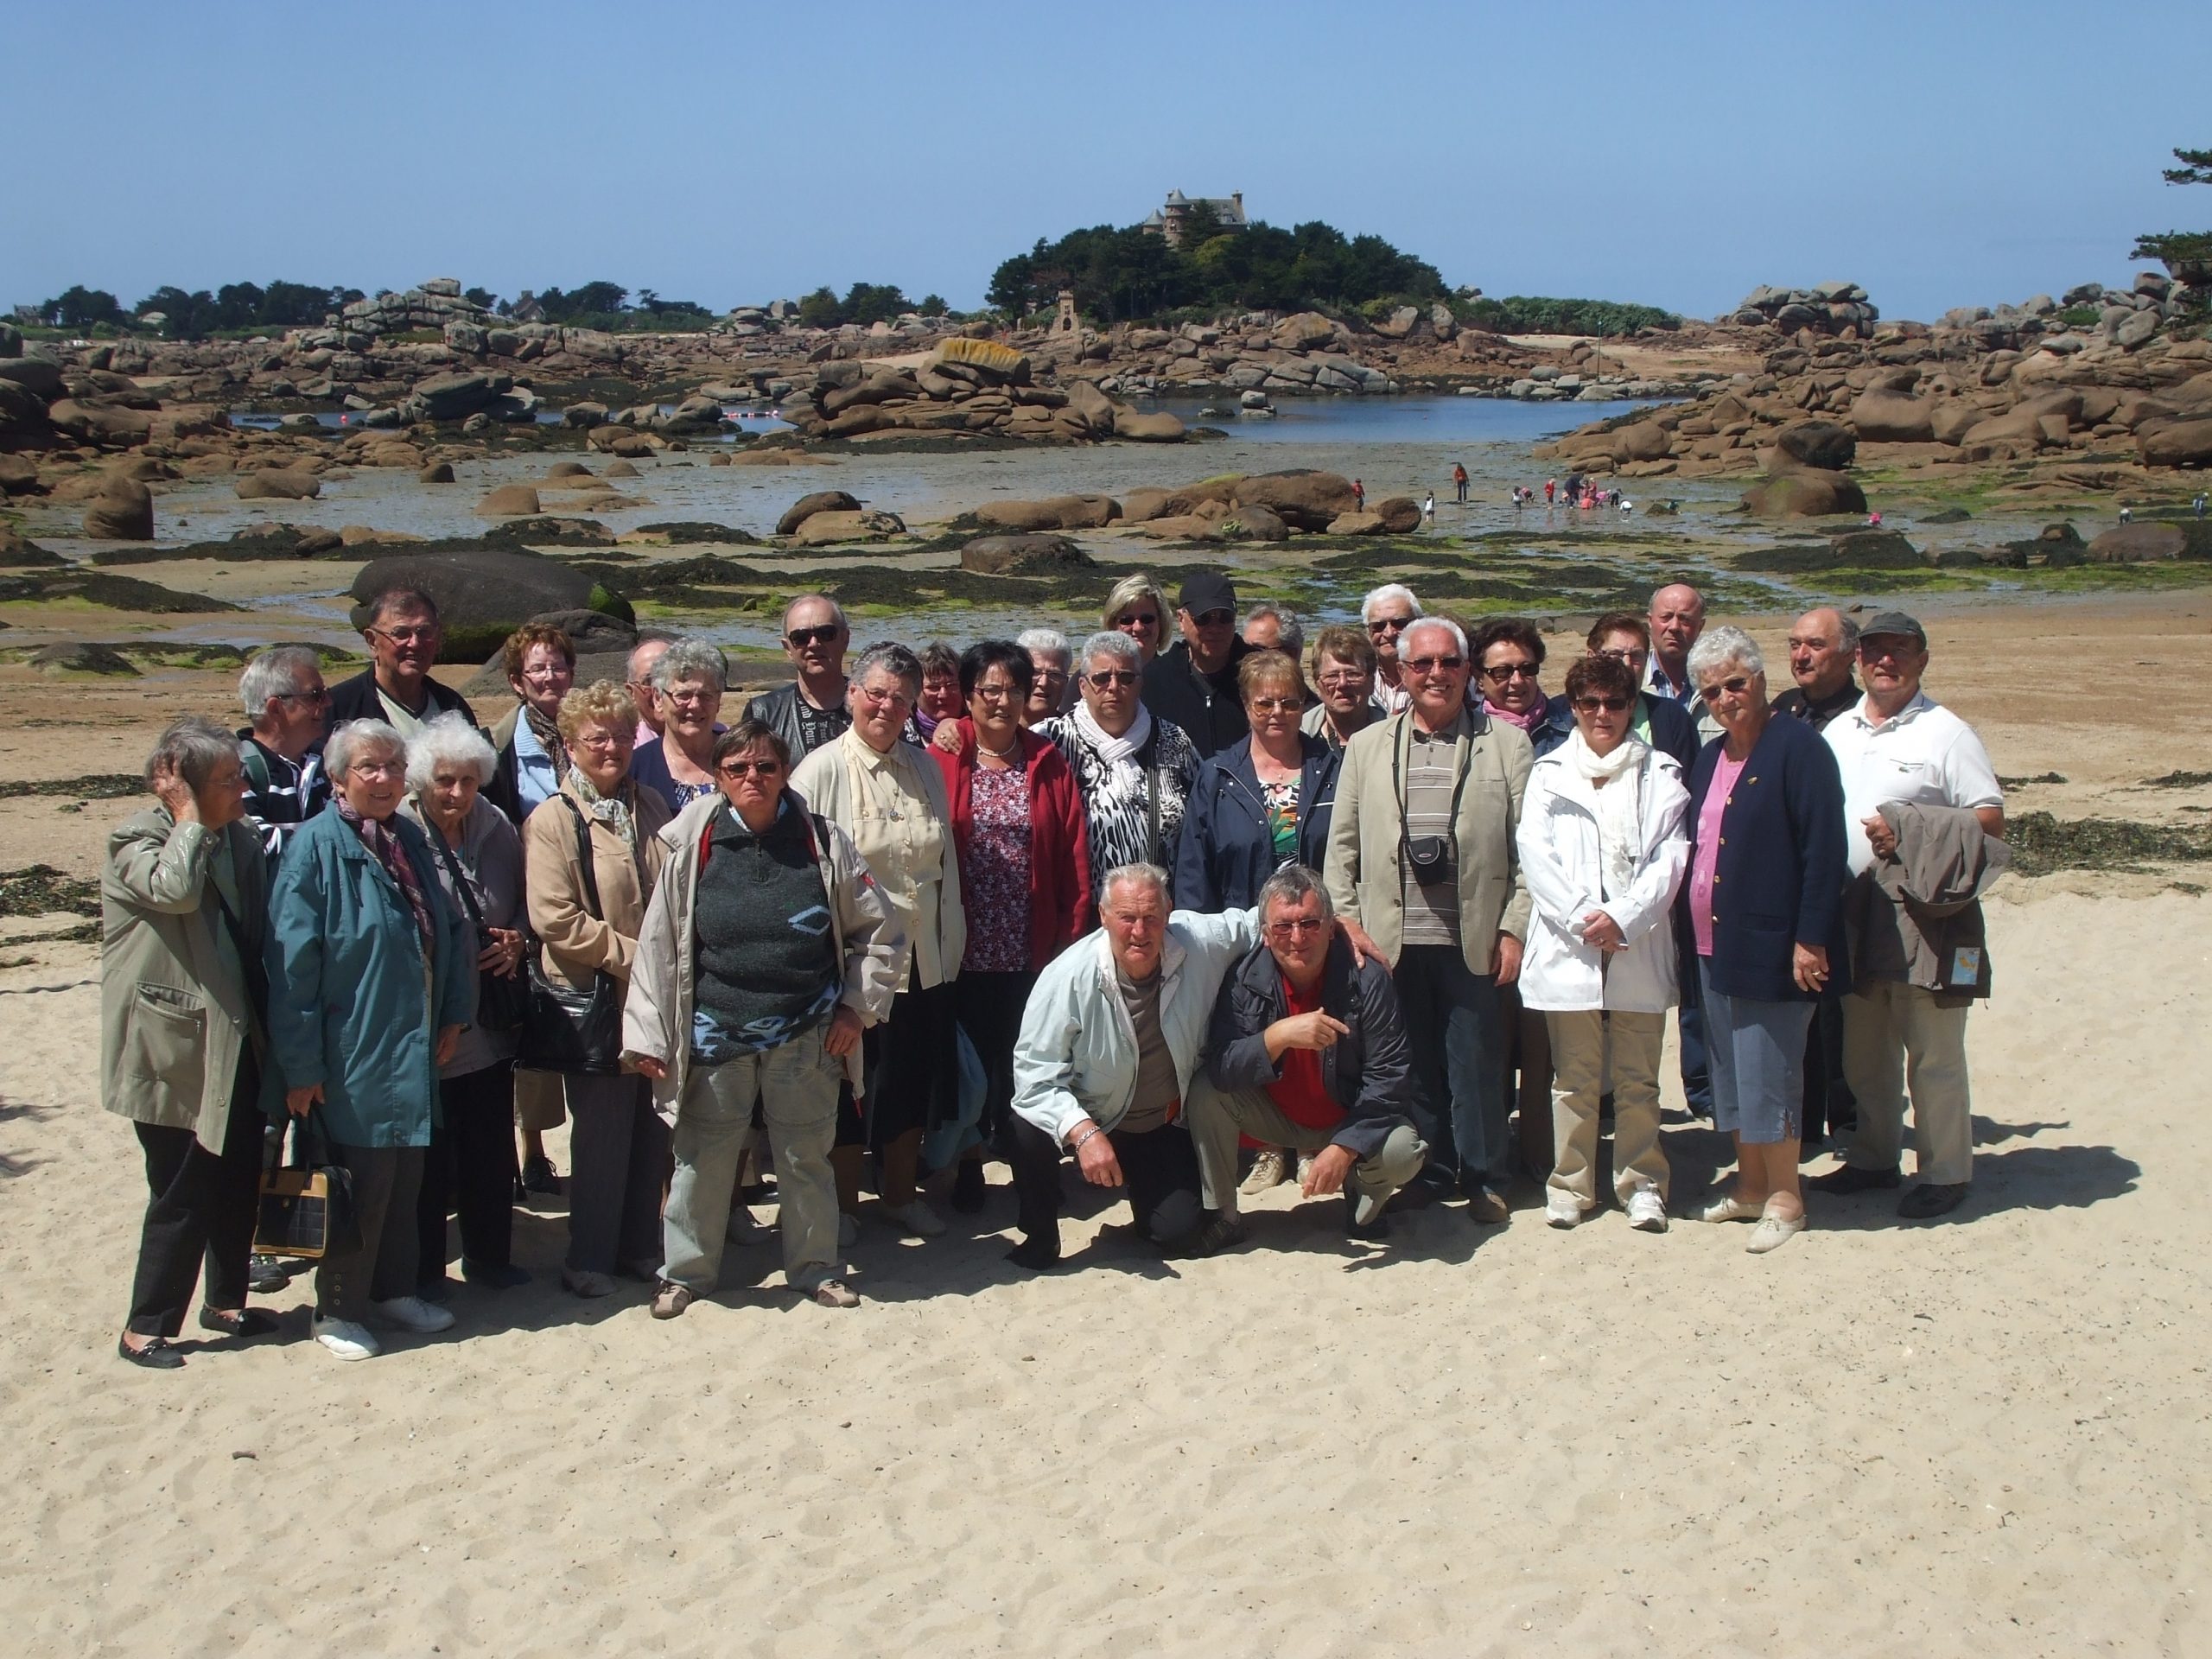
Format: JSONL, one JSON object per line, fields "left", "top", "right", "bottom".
{"left": 930, "top": 639, "right": 1092, "bottom": 1212}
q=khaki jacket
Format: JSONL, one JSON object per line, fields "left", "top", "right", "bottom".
{"left": 100, "top": 810, "right": 270, "bottom": 1149}
{"left": 621, "top": 792, "right": 906, "bottom": 1119}
{"left": 523, "top": 778, "right": 673, "bottom": 993}
{"left": 1324, "top": 707, "right": 1534, "bottom": 975}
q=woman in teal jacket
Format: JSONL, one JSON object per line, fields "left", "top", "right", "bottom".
{"left": 266, "top": 719, "right": 474, "bottom": 1362}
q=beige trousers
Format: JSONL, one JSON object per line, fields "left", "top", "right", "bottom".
{"left": 1187, "top": 1079, "right": 1427, "bottom": 1220}
{"left": 1542, "top": 1008, "right": 1669, "bottom": 1208}
{"left": 1840, "top": 979, "right": 1974, "bottom": 1186}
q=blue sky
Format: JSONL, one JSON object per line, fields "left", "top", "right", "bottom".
{"left": 6, "top": 0, "right": 2208, "bottom": 324}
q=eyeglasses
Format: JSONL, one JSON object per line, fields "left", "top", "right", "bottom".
{"left": 1405, "top": 655, "right": 1464, "bottom": 674}
{"left": 1248, "top": 696, "right": 1299, "bottom": 714}
{"left": 1113, "top": 613, "right": 1159, "bottom": 631}
{"left": 1189, "top": 608, "right": 1234, "bottom": 628}
{"left": 855, "top": 683, "right": 912, "bottom": 710}
{"left": 1033, "top": 667, "right": 1071, "bottom": 683}
{"left": 1085, "top": 670, "right": 1139, "bottom": 690}
{"left": 573, "top": 730, "right": 630, "bottom": 751}
{"left": 786, "top": 625, "right": 842, "bottom": 647}
{"left": 663, "top": 686, "right": 718, "bottom": 706}
{"left": 1481, "top": 661, "right": 1540, "bottom": 683}
{"left": 1697, "top": 676, "right": 1755, "bottom": 705}
{"left": 1317, "top": 671, "right": 1369, "bottom": 688}
{"left": 1594, "top": 646, "right": 1648, "bottom": 666}
{"left": 1264, "top": 917, "right": 1327, "bottom": 938}
{"left": 1572, "top": 696, "right": 1632, "bottom": 713}
{"left": 973, "top": 683, "right": 1020, "bottom": 702}
{"left": 369, "top": 626, "right": 436, "bottom": 645}
{"left": 1368, "top": 616, "right": 1413, "bottom": 635}
{"left": 348, "top": 760, "right": 404, "bottom": 779}
{"left": 275, "top": 688, "right": 331, "bottom": 705}
{"left": 717, "top": 759, "right": 782, "bottom": 779}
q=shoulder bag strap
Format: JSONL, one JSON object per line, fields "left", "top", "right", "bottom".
{"left": 560, "top": 796, "right": 605, "bottom": 922}
{"left": 1392, "top": 716, "right": 1474, "bottom": 858}
{"left": 207, "top": 874, "right": 271, "bottom": 1043}
{"left": 423, "top": 816, "right": 491, "bottom": 935}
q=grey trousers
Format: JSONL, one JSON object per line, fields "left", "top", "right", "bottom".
{"left": 1840, "top": 980, "right": 1974, "bottom": 1185}
{"left": 564, "top": 1072, "right": 670, "bottom": 1274}
{"left": 663, "top": 1028, "right": 842, "bottom": 1295}
{"left": 316, "top": 1144, "right": 425, "bottom": 1322}
{"left": 1187, "top": 1077, "right": 1427, "bottom": 1221}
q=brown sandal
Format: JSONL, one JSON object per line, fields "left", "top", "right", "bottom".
{"left": 650, "top": 1281, "right": 695, "bottom": 1320}
{"left": 810, "top": 1279, "right": 860, "bottom": 1309}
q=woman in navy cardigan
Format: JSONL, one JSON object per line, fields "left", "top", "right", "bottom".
{"left": 1172, "top": 652, "right": 1341, "bottom": 912}
{"left": 1682, "top": 626, "right": 1848, "bottom": 1255}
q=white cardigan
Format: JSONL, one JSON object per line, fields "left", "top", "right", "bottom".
{"left": 1514, "top": 745, "right": 1690, "bottom": 1014}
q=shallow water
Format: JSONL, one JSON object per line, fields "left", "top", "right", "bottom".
{"left": 1149, "top": 394, "right": 1660, "bottom": 447}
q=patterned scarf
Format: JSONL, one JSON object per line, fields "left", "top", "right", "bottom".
{"left": 569, "top": 767, "right": 636, "bottom": 848}
{"left": 335, "top": 796, "right": 434, "bottom": 951}
{"left": 1484, "top": 696, "right": 1545, "bottom": 734}
{"left": 524, "top": 702, "right": 572, "bottom": 785}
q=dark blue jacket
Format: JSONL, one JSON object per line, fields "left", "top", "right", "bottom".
{"left": 1173, "top": 733, "right": 1340, "bottom": 910}
{"left": 1687, "top": 714, "right": 1850, "bottom": 1003}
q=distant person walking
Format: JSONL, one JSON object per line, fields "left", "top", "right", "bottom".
{"left": 1421, "top": 491, "right": 1435, "bottom": 524}
{"left": 1351, "top": 478, "right": 1365, "bottom": 512}
{"left": 1545, "top": 478, "right": 1557, "bottom": 505}
{"left": 1452, "top": 463, "right": 1469, "bottom": 505}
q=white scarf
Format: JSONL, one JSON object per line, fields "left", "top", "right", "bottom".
{"left": 1075, "top": 700, "right": 1153, "bottom": 778}
{"left": 1566, "top": 730, "right": 1647, "bottom": 899}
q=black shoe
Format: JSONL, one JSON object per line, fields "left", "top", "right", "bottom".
{"left": 1808, "top": 1163, "right": 1901, "bottom": 1195}
{"left": 247, "top": 1253, "right": 289, "bottom": 1294}
{"left": 1345, "top": 1192, "right": 1392, "bottom": 1241}
{"left": 520, "top": 1155, "right": 563, "bottom": 1196}
{"left": 414, "top": 1276, "right": 453, "bottom": 1304}
{"left": 197, "top": 1306, "right": 280, "bottom": 1339}
{"left": 1465, "top": 1186, "right": 1511, "bottom": 1224}
{"left": 950, "top": 1157, "right": 988, "bottom": 1215}
{"left": 1005, "top": 1236, "right": 1061, "bottom": 1271}
{"left": 1187, "top": 1212, "right": 1251, "bottom": 1258}
{"left": 118, "top": 1334, "right": 185, "bottom": 1370}
{"left": 461, "top": 1259, "right": 531, "bottom": 1289}
{"left": 1897, "top": 1182, "right": 1968, "bottom": 1219}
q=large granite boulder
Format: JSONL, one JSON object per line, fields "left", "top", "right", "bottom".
{"left": 1114, "top": 409, "right": 1187, "bottom": 442}
{"left": 1064, "top": 378, "right": 1118, "bottom": 437}
{"left": 475, "top": 484, "right": 543, "bottom": 517}
{"left": 0, "top": 357, "right": 66, "bottom": 398}
{"left": 960, "top": 533, "right": 1094, "bottom": 575}
{"left": 1775, "top": 420, "right": 1856, "bottom": 472}
{"left": 1221, "top": 503, "right": 1289, "bottom": 543}
{"left": 0, "top": 378, "right": 51, "bottom": 447}
{"left": 1370, "top": 496, "right": 1424, "bottom": 534}
{"left": 48, "top": 398, "right": 153, "bottom": 448}
{"left": 235, "top": 469, "right": 321, "bottom": 501}
{"left": 350, "top": 548, "right": 632, "bottom": 661}
{"left": 975, "top": 494, "right": 1118, "bottom": 531}
{"left": 82, "top": 475, "right": 154, "bottom": 539}
{"left": 2140, "top": 418, "right": 2212, "bottom": 468}
{"left": 775, "top": 490, "right": 861, "bottom": 536}
{"left": 791, "top": 509, "right": 906, "bottom": 547}
{"left": 2087, "top": 523, "right": 2186, "bottom": 563}
{"left": 1614, "top": 419, "right": 1673, "bottom": 463}
{"left": 1232, "top": 468, "right": 1359, "bottom": 531}
{"left": 404, "top": 371, "right": 509, "bottom": 423}
{"left": 1272, "top": 312, "right": 1338, "bottom": 353}
{"left": 1739, "top": 469, "right": 1868, "bottom": 518}
{"left": 1849, "top": 390, "right": 1936, "bottom": 444}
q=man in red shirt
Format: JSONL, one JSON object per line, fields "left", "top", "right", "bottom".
{"left": 1186, "top": 865, "right": 1428, "bottom": 1251}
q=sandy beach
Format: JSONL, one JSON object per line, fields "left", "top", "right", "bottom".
{"left": 0, "top": 589, "right": 2208, "bottom": 1656}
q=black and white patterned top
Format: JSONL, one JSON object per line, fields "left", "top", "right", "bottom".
{"left": 1037, "top": 715, "right": 1199, "bottom": 901}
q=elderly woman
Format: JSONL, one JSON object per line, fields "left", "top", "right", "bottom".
{"left": 904, "top": 641, "right": 964, "bottom": 746}
{"left": 486, "top": 621, "right": 575, "bottom": 823}
{"left": 928, "top": 639, "right": 1092, "bottom": 1211}
{"left": 1039, "top": 630, "right": 1199, "bottom": 901}
{"left": 524, "top": 680, "right": 676, "bottom": 1296}
{"left": 402, "top": 713, "right": 530, "bottom": 1294}
{"left": 629, "top": 639, "right": 728, "bottom": 812}
{"left": 1016, "top": 626, "right": 1074, "bottom": 724}
{"left": 106, "top": 717, "right": 277, "bottom": 1369}
{"left": 792, "top": 644, "right": 966, "bottom": 1239}
{"left": 1686, "top": 626, "right": 1849, "bottom": 1255}
{"left": 1516, "top": 656, "right": 1690, "bottom": 1232}
{"left": 1102, "top": 572, "right": 1170, "bottom": 658}
{"left": 267, "top": 719, "right": 473, "bottom": 1360}
{"left": 1300, "top": 625, "right": 1379, "bottom": 753}
{"left": 625, "top": 720, "right": 904, "bottom": 1314}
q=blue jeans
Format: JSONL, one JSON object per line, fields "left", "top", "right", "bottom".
{"left": 1395, "top": 944, "right": 1506, "bottom": 1192}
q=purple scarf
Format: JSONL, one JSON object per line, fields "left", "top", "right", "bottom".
{"left": 335, "top": 797, "right": 435, "bottom": 952}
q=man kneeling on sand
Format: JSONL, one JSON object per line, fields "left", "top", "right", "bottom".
{"left": 1187, "top": 866, "right": 1427, "bottom": 1250}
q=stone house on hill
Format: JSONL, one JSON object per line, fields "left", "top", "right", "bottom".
{"left": 1141, "top": 189, "right": 1248, "bottom": 248}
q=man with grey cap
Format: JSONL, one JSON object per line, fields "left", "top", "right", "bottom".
{"left": 1810, "top": 610, "right": 2005, "bottom": 1219}
{"left": 1142, "top": 570, "right": 1252, "bottom": 759}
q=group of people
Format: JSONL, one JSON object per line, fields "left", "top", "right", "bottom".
{"left": 104, "top": 561, "right": 2008, "bottom": 1368}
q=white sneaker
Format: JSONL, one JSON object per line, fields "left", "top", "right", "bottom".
{"left": 314, "top": 1316, "right": 379, "bottom": 1361}
{"left": 1746, "top": 1209, "right": 1808, "bottom": 1255}
{"left": 837, "top": 1211, "right": 860, "bottom": 1249}
{"left": 1239, "top": 1148, "right": 1292, "bottom": 1195}
{"left": 1625, "top": 1190, "right": 1670, "bottom": 1233}
{"left": 372, "top": 1295, "right": 456, "bottom": 1334}
{"left": 1544, "top": 1192, "right": 1583, "bottom": 1229}
{"left": 888, "top": 1198, "right": 946, "bottom": 1238}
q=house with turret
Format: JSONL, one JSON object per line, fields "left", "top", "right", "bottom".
{"left": 1140, "top": 190, "right": 1248, "bottom": 248}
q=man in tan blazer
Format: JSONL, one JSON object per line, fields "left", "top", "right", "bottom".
{"left": 1324, "top": 616, "right": 1532, "bottom": 1220}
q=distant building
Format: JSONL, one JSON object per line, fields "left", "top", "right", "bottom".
{"left": 509, "top": 289, "right": 546, "bottom": 323}
{"left": 11, "top": 304, "right": 41, "bottom": 324}
{"left": 1140, "top": 189, "right": 1248, "bottom": 248}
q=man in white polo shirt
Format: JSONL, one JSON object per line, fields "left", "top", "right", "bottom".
{"left": 1810, "top": 611, "right": 2005, "bottom": 1218}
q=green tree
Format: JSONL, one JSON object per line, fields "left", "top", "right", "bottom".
{"left": 918, "top": 294, "right": 948, "bottom": 316}
{"left": 40, "top": 285, "right": 124, "bottom": 329}
{"left": 2132, "top": 144, "right": 2212, "bottom": 277}
{"left": 463, "top": 285, "right": 498, "bottom": 311}
{"left": 797, "top": 285, "right": 842, "bottom": 327}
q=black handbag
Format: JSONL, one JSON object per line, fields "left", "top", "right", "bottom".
{"left": 513, "top": 797, "right": 627, "bottom": 1075}
{"left": 423, "top": 816, "right": 530, "bottom": 1034}
{"left": 253, "top": 1109, "right": 361, "bottom": 1261}
{"left": 1395, "top": 720, "right": 1475, "bottom": 889}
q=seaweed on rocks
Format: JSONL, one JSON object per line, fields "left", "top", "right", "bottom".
{"left": 2007, "top": 811, "right": 2212, "bottom": 877}
{"left": 0, "top": 865, "right": 102, "bottom": 920}
{"left": 2144, "top": 771, "right": 2212, "bottom": 790}
{"left": 0, "top": 570, "right": 242, "bottom": 613}
{"left": 0, "top": 773, "right": 143, "bottom": 801}
{"left": 628, "top": 522, "right": 764, "bottom": 546}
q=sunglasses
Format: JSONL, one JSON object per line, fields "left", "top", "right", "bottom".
{"left": 1114, "top": 613, "right": 1159, "bottom": 631}
{"left": 1248, "top": 696, "right": 1299, "bottom": 714}
{"left": 1189, "top": 608, "right": 1235, "bottom": 628}
{"left": 1481, "top": 662, "right": 1540, "bottom": 683}
{"left": 1697, "top": 676, "right": 1754, "bottom": 705}
{"left": 369, "top": 626, "right": 436, "bottom": 645}
{"left": 1368, "top": 616, "right": 1412, "bottom": 635}
{"left": 1405, "top": 655, "right": 1464, "bottom": 674}
{"left": 786, "top": 625, "right": 842, "bottom": 647}
{"left": 1594, "top": 646, "right": 1647, "bottom": 665}
{"left": 275, "top": 688, "right": 331, "bottom": 705}
{"left": 717, "top": 758, "right": 782, "bottom": 779}
{"left": 1264, "top": 917, "right": 1327, "bottom": 938}
{"left": 1572, "top": 696, "right": 1632, "bottom": 713}
{"left": 1085, "top": 669, "right": 1139, "bottom": 689}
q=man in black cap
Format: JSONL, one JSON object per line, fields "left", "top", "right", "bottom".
{"left": 1141, "top": 570, "right": 1252, "bottom": 760}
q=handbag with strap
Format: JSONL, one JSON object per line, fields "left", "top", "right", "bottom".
{"left": 423, "top": 814, "right": 530, "bottom": 1034}
{"left": 253, "top": 1107, "right": 361, "bottom": 1261}
{"left": 513, "top": 796, "right": 627, "bottom": 1075}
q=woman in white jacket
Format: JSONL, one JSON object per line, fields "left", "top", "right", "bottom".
{"left": 1515, "top": 655, "right": 1690, "bottom": 1232}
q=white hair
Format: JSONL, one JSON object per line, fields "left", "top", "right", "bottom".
{"left": 651, "top": 637, "right": 728, "bottom": 695}
{"left": 1016, "top": 626, "right": 1071, "bottom": 665}
{"left": 325, "top": 718, "right": 405, "bottom": 782}
{"left": 1100, "top": 862, "right": 1171, "bottom": 908}
{"left": 1360, "top": 582, "right": 1423, "bottom": 626}
{"left": 1079, "top": 630, "right": 1142, "bottom": 671}
{"left": 406, "top": 710, "right": 497, "bottom": 792}
{"left": 145, "top": 715, "right": 239, "bottom": 791}
{"left": 238, "top": 645, "right": 321, "bottom": 718}
{"left": 1687, "top": 625, "right": 1764, "bottom": 683}
{"left": 1402, "top": 615, "right": 1468, "bottom": 659}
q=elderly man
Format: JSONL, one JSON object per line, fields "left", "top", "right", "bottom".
{"left": 1325, "top": 615, "right": 1532, "bottom": 1220}
{"left": 625, "top": 639, "right": 672, "bottom": 744}
{"left": 1189, "top": 866, "right": 1427, "bottom": 1249}
{"left": 1774, "top": 607, "right": 1860, "bottom": 729}
{"left": 1301, "top": 625, "right": 1379, "bottom": 753}
{"left": 1643, "top": 582, "right": 1707, "bottom": 706}
{"left": 1006, "top": 864, "right": 1261, "bottom": 1268}
{"left": 1811, "top": 611, "right": 2005, "bottom": 1219}
{"left": 1016, "top": 626, "right": 1075, "bottom": 724}
{"left": 326, "top": 588, "right": 476, "bottom": 736}
{"left": 235, "top": 645, "right": 331, "bottom": 861}
{"left": 1360, "top": 582, "right": 1422, "bottom": 715}
{"left": 744, "top": 594, "right": 852, "bottom": 763}
{"left": 1142, "top": 571, "right": 1252, "bottom": 759}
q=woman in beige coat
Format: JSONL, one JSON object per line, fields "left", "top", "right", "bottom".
{"left": 523, "top": 679, "right": 673, "bottom": 1297}
{"left": 105, "top": 716, "right": 278, "bottom": 1369}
